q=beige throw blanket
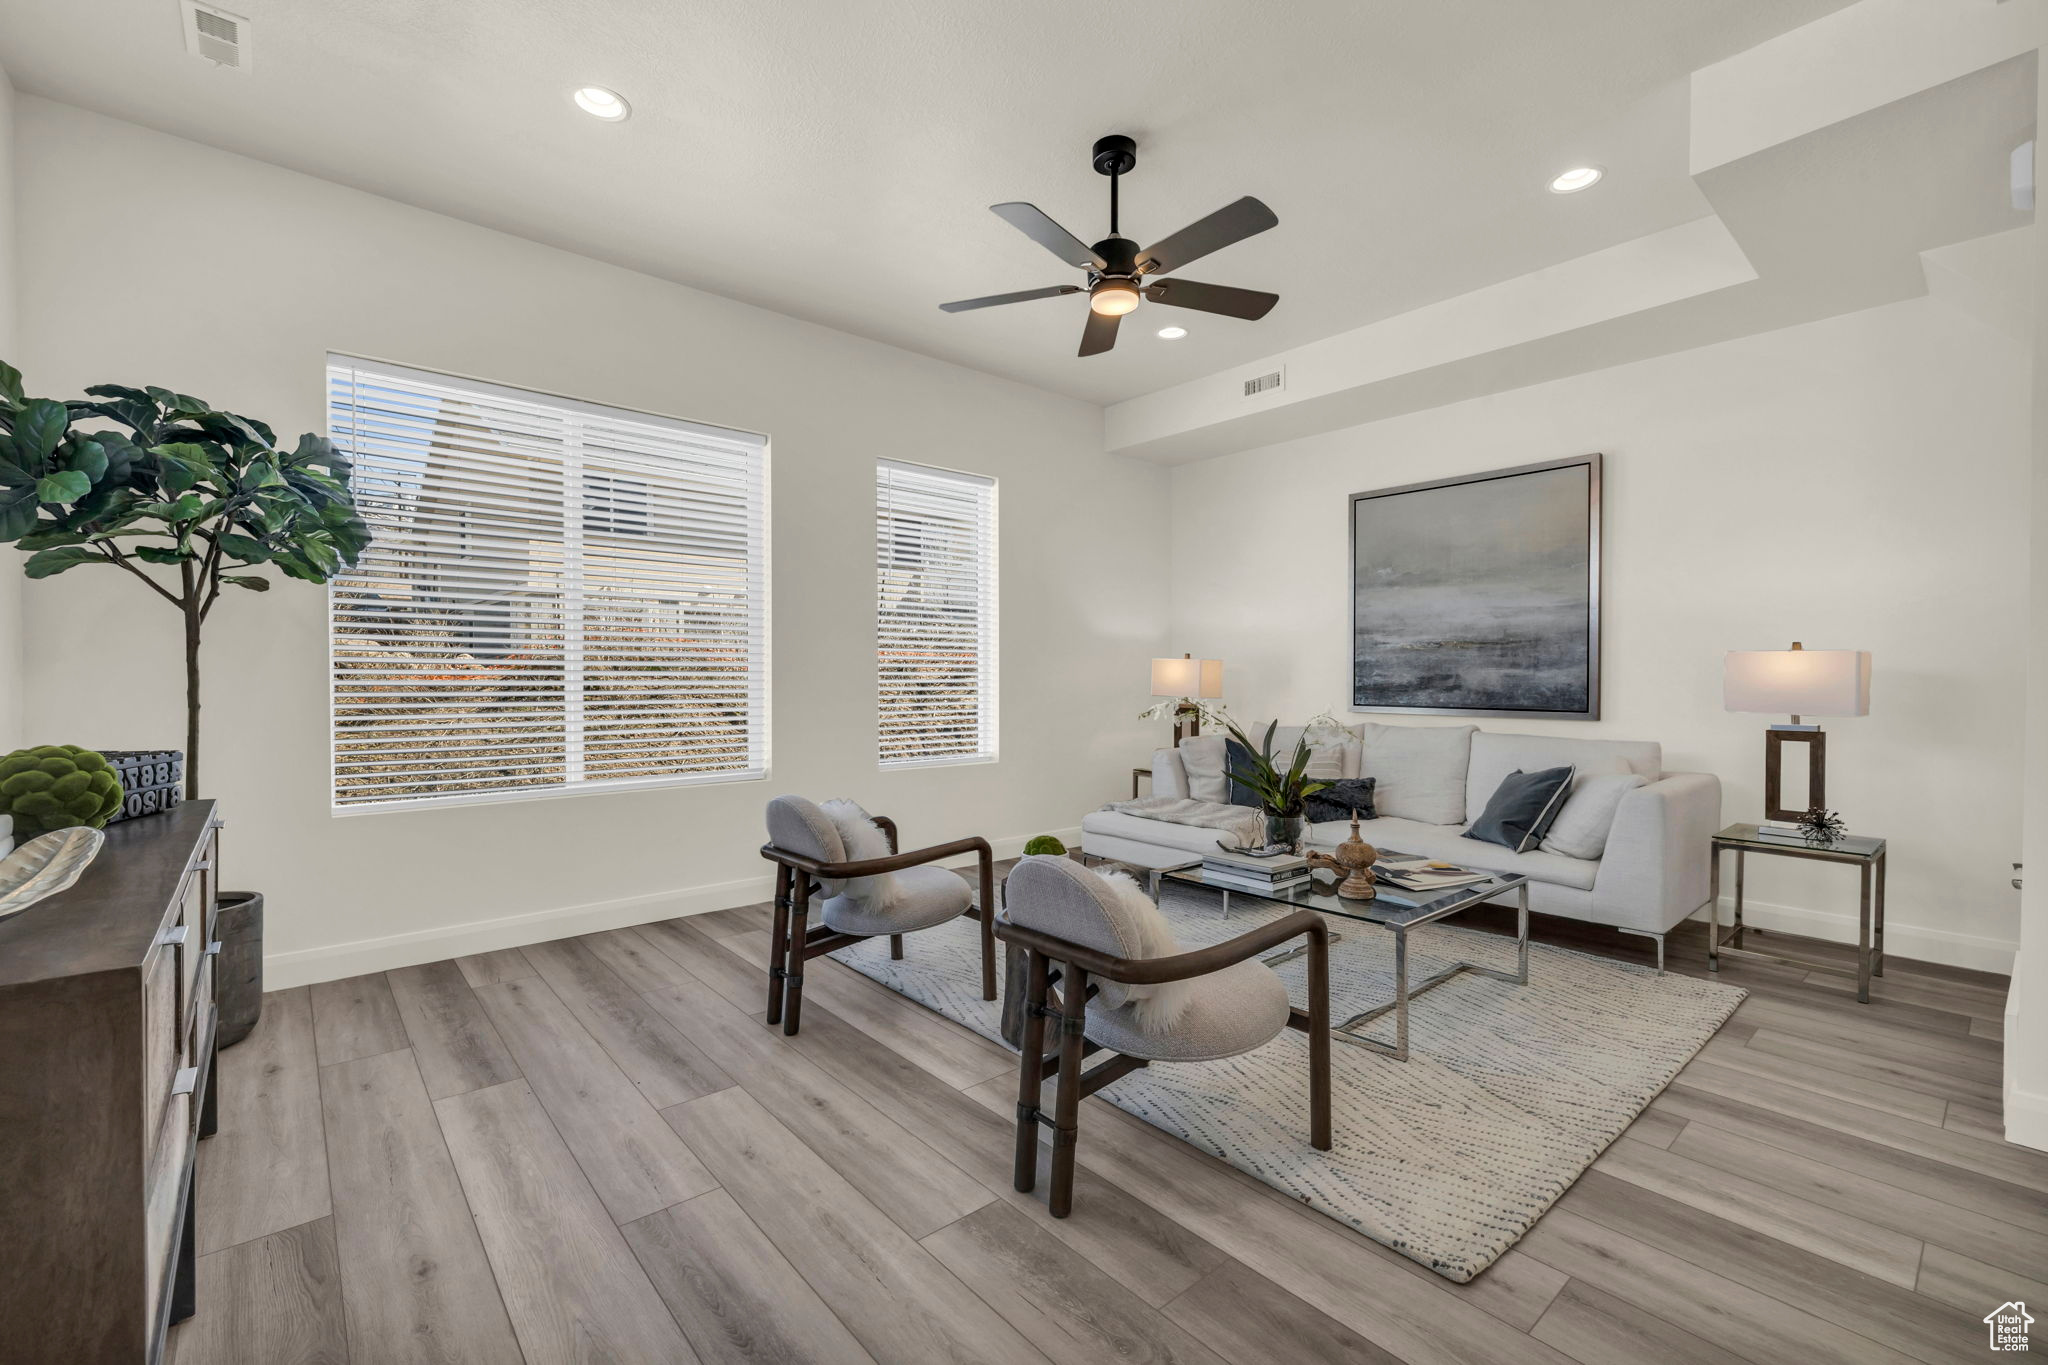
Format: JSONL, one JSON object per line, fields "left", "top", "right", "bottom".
{"left": 1099, "top": 796, "right": 1265, "bottom": 849}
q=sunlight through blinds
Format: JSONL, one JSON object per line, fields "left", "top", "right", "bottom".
{"left": 876, "top": 459, "right": 997, "bottom": 768}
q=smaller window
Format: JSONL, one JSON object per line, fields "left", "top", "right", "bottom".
{"left": 876, "top": 461, "right": 998, "bottom": 768}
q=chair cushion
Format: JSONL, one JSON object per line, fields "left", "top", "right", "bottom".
{"left": 818, "top": 798, "right": 898, "bottom": 911}
{"left": 821, "top": 864, "right": 972, "bottom": 935}
{"left": 1310, "top": 815, "right": 1600, "bottom": 890}
{"left": 1084, "top": 958, "right": 1291, "bottom": 1062}
{"left": 1002, "top": 856, "right": 1196, "bottom": 1028}
{"left": 766, "top": 794, "right": 854, "bottom": 897}
{"left": 1356, "top": 722, "right": 1477, "bottom": 825}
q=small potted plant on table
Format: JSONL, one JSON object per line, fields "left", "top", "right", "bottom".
{"left": 1219, "top": 718, "right": 1331, "bottom": 853}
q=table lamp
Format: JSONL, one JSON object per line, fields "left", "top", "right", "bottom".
{"left": 1723, "top": 642, "right": 1870, "bottom": 821}
{"left": 1150, "top": 653, "right": 1223, "bottom": 745}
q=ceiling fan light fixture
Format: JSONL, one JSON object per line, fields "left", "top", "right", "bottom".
{"left": 573, "top": 86, "right": 631, "bottom": 121}
{"left": 1089, "top": 279, "right": 1141, "bottom": 316}
{"left": 1549, "top": 165, "right": 1603, "bottom": 194}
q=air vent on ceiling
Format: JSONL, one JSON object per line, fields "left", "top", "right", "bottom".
{"left": 180, "top": 1, "right": 250, "bottom": 69}
{"left": 1243, "top": 367, "right": 1284, "bottom": 398}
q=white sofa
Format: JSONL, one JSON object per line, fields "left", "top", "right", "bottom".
{"left": 1081, "top": 724, "right": 1721, "bottom": 968}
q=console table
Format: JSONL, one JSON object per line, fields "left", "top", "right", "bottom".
{"left": 1708, "top": 822, "right": 1885, "bottom": 1002}
{"left": 0, "top": 802, "right": 222, "bottom": 1363}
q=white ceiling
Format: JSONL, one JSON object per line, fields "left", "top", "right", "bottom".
{"left": 0, "top": 0, "right": 1855, "bottom": 404}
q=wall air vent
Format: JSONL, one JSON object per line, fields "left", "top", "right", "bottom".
{"left": 1243, "top": 368, "right": 1284, "bottom": 398}
{"left": 180, "top": 1, "right": 250, "bottom": 69}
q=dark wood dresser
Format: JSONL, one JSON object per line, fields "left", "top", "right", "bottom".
{"left": 0, "top": 801, "right": 222, "bottom": 1364}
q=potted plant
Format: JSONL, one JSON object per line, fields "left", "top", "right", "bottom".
{"left": 0, "top": 362, "right": 370, "bottom": 1046}
{"left": 1219, "top": 717, "right": 1332, "bottom": 852}
{"left": 0, "top": 362, "right": 369, "bottom": 797}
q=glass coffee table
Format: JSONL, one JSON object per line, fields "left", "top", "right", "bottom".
{"left": 1163, "top": 862, "right": 1531, "bottom": 1062}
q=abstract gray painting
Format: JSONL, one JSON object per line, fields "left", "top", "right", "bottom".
{"left": 1351, "top": 456, "right": 1600, "bottom": 719}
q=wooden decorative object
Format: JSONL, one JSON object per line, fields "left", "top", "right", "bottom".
{"left": 1763, "top": 728, "right": 1826, "bottom": 823}
{"left": 1306, "top": 811, "right": 1379, "bottom": 899}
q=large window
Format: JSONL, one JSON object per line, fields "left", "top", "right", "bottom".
{"left": 876, "top": 460, "right": 997, "bottom": 768}
{"left": 328, "top": 357, "right": 769, "bottom": 811}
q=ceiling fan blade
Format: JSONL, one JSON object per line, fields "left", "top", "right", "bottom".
{"left": 1078, "top": 309, "right": 1120, "bottom": 357}
{"left": 1142, "top": 278, "right": 1279, "bottom": 320}
{"left": 939, "top": 285, "right": 1082, "bottom": 313}
{"left": 991, "top": 202, "right": 1108, "bottom": 271}
{"left": 1135, "top": 196, "right": 1278, "bottom": 277}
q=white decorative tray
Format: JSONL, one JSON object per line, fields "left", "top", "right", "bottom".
{"left": 0, "top": 827, "right": 107, "bottom": 922}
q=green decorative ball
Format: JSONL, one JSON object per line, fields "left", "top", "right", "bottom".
{"left": 0, "top": 745, "right": 125, "bottom": 838}
{"left": 1023, "top": 835, "right": 1067, "bottom": 857}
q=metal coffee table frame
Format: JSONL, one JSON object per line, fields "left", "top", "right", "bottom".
{"left": 1164, "top": 866, "right": 1532, "bottom": 1062}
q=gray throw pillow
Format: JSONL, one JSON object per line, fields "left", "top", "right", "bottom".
{"left": 1464, "top": 766, "right": 1576, "bottom": 854}
{"left": 1540, "top": 772, "right": 1646, "bottom": 860}
{"left": 1358, "top": 722, "right": 1476, "bottom": 825}
{"left": 1178, "top": 735, "right": 1230, "bottom": 803}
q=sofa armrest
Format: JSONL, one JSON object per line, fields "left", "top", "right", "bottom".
{"left": 1590, "top": 771, "right": 1722, "bottom": 934}
{"left": 1148, "top": 747, "right": 1190, "bottom": 799}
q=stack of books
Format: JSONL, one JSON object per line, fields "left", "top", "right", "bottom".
{"left": 1751, "top": 820, "right": 1820, "bottom": 846}
{"left": 1202, "top": 846, "right": 1311, "bottom": 895}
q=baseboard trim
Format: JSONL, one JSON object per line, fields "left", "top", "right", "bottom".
{"left": 262, "top": 825, "right": 1082, "bottom": 990}
{"left": 2003, "top": 1083, "right": 2048, "bottom": 1152}
{"left": 1692, "top": 894, "right": 2017, "bottom": 976}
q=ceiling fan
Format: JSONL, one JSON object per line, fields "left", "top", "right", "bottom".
{"left": 940, "top": 134, "right": 1279, "bottom": 357}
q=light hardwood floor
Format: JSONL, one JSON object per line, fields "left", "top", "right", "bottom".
{"left": 170, "top": 866, "right": 2039, "bottom": 1365}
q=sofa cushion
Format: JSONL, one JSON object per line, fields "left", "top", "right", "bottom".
{"left": 1310, "top": 815, "right": 1600, "bottom": 891}
{"left": 1178, "top": 735, "right": 1230, "bottom": 803}
{"left": 1355, "top": 722, "right": 1476, "bottom": 825}
{"left": 1464, "top": 766, "right": 1576, "bottom": 854}
{"left": 1465, "top": 732, "right": 1660, "bottom": 826}
{"left": 1541, "top": 772, "right": 1645, "bottom": 860}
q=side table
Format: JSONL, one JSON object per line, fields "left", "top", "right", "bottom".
{"left": 1709, "top": 823, "right": 1886, "bottom": 1001}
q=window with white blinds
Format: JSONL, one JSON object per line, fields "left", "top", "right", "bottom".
{"left": 876, "top": 460, "right": 997, "bottom": 768}
{"left": 327, "top": 357, "right": 770, "bottom": 811}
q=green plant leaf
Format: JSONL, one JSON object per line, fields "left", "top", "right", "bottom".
{"left": 133, "top": 544, "right": 194, "bottom": 564}
{"left": 66, "top": 438, "right": 108, "bottom": 483}
{"left": 0, "top": 486, "right": 39, "bottom": 541}
{"left": 14, "top": 527, "right": 89, "bottom": 551}
{"left": 0, "top": 458, "right": 32, "bottom": 489}
{"left": 151, "top": 442, "right": 217, "bottom": 495}
{"left": 216, "top": 533, "right": 272, "bottom": 562}
{"left": 242, "top": 459, "right": 286, "bottom": 490}
{"left": 23, "top": 545, "right": 105, "bottom": 577}
{"left": 0, "top": 361, "right": 23, "bottom": 406}
{"left": 36, "top": 470, "right": 90, "bottom": 503}
{"left": 221, "top": 574, "right": 270, "bottom": 591}
{"left": 15, "top": 399, "right": 69, "bottom": 462}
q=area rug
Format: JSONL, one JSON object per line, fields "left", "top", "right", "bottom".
{"left": 828, "top": 880, "right": 1745, "bottom": 1282}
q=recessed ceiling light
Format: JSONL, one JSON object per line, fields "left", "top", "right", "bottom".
{"left": 1549, "top": 165, "right": 1604, "bottom": 194}
{"left": 1156, "top": 326, "right": 1188, "bottom": 340}
{"left": 573, "top": 86, "right": 630, "bottom": 121}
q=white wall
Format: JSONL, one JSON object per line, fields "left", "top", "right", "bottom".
{"left": 13, "top": 98, "right": 1171, "bottom": 984}
{"left": 1169, "top": 292, "right": 2030, "bottom": 972}
{"left": 0, "top": 67, "right": 21, "bottom": 753}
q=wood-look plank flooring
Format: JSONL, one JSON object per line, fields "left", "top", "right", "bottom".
{"left": 172, "top": 864, "right": 2037, "bottom": 1365}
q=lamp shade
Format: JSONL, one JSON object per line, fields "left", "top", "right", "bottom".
{"left": 1724, "top": 648, "right": 1870, "bottom": 717}
{"left": 1151, "top": 656, "right": 1224, "bottom": 698}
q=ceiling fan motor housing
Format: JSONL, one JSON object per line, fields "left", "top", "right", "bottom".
{"left": 1090, "top": 236, "right": 1140, "bottom": 279}
{"left": 1091, "top": 134, "right": 1137, "bottom": 177}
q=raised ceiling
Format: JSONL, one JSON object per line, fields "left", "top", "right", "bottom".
{"left": 0, "top": 0, "right": 1855, "bottom": 404}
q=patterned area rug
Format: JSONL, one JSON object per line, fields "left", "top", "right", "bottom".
{"left": 829, "top": 880, "right": 1745, "bottom": 1282}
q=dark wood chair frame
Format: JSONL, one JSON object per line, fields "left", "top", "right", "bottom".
{"left": 758, "top": 815, "right": 996, "bottom": 1036}
{"left": 997, "top": 907, "right": 1332, "bottom": 1218}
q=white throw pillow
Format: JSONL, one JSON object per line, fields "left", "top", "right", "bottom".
{"left": 1090, "top": 869, "right": 1198, "bottom": 1032}
{"left": 1177, "top": 735, "right": 1231, "bottom": 803}
{"left": 1358, "top": 722, "right": 1478, "bottom": 825}
{"left": 1539, "top": 773, "right": 1646, "bottom": 860}
{"left": 819, "top": 798, "right": 899, "bottom": 910}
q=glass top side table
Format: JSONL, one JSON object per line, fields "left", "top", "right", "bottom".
{"left": 1709, "top": 823, "right": 1886, "bottom": 1002}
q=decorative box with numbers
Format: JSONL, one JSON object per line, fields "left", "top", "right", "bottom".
{"left": 100, "top": 751, "right": 186, "bottom": 825}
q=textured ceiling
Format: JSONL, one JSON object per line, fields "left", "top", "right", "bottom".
{"left": 0, "top": 0, "right": 1854, "bottom": 403}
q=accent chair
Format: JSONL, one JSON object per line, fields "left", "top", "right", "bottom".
{"left": 997, "top": 854, "right": 1332, "bottom": 1218}
{"left": 759, "top": 795, "right": 995, "bottom": 1035}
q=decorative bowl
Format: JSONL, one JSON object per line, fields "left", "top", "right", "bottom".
{"left": 0, "top": 827, "right": 107, "bottom": 922}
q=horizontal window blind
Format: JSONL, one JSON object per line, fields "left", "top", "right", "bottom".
{"left": 876, "top": 459, "right": 997, "bottom": 768}
{"left": 328, "top": 357, "right": 769, "bottom": 810}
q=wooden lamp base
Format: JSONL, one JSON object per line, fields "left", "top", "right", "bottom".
{"left": 1763, "top": 727, "right": 1826, "bottom": 822}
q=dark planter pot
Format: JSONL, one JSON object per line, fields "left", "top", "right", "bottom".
{"left": 215, "top": 891, "right": 264, "bottom": 1048}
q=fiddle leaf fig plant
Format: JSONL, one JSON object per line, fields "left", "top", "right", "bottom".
{"left": 0, "top": 361, "right": 371, "bottom": 798}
